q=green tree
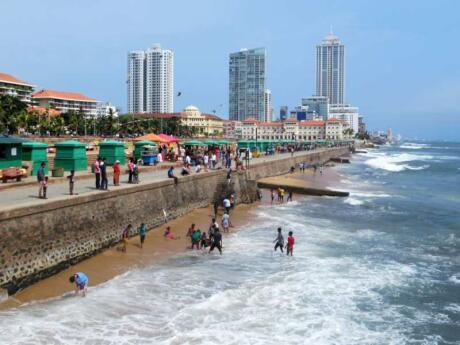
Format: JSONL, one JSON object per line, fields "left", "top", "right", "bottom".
{"left": 0, "top": 94, "right": 28, "bottom": 133}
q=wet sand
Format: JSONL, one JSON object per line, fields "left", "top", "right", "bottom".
{"left": 1, "top": 203, "right": 256, "bottom": 310}
{"left": 1, "top": 164, "right": 344, "bottom": 310}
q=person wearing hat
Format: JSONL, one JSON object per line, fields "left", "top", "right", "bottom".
{"left": 113, "top": 160, "right": 121, "bottom": 186}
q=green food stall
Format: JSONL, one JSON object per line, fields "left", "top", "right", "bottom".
{"left": 183, "top": 140, "right": 203, "bottom": 146}
{"left": 0, "top": 135, "right": 25, "bottom": 170}
{"left": 99, "top": 140, "right": 126, "bottom": 165}
{"left": 134, "top": 140, "right": 156, "bottom": 161}
{"left": 54, "top": 140, "right": 87, "bottom": 172}
{"left": 22, "top": 141, "right": 48, "bottom": 175}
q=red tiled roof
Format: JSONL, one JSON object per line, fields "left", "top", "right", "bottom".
{"left": 284, "top": 117, "right": 298, "bottom": 123}
{"left": 202, "top": 113, "right": 224, "bottom": 121}
{"left": 27, "top": 106, "right": 61, "bottom": 117}
{"left": 32, "top": 89, "right": 96, "bottom": 102}
{"left": 242, "top": 117, "right": 258, "bottom": 123}
{"left": 258, "top": 122, "right": 282, "bottom": 127}
{"left": 0, "top": 72, "right": 34, "bottom": 87}
{"left": 326, "top": 118, "right": 342, "bottom": 123}
{"left": 299, "top": 120, "right": 325, "bottom": 126}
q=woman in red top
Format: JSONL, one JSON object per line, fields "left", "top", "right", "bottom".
{"left": 113, "top": 160, "right": 121, "bottom": 186}
{"left": 286, "top": 231, "right": 295, "bottom": 256}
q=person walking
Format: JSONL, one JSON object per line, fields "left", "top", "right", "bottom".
{"left": 287, "top": 190, "right": 293, "bottom": 202}
{"left": 37, "top": 161, "right": 46, "bottom": 199}
{"left": 122, "top": 224, "right": 132, "bottom": 252}
{"left": 100, "top": 157, "right": 108, "bottom": 190}
{"left": 42, "top": 176, "right": 49, "bottom": 199}
{"left": 94, "top": 157, "right": 101, "bottom": 189}
{"left": 273, "top": 227, "right": 284, "bottom": 253}
{"left": 221, "top": 212, "right": 232, "bottom": 233}
{"left": 223, "top": 197, "right": 231, "bottom": 214}
{"left": 209, "top": 228, "right": 223, "bottom": 255}
{"left": 113, "top": 160, "right": 121, "bottom": 186}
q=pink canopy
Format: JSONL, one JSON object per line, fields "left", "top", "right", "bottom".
{"left": 159, "top": 134, "right": 180, "bottom": 143}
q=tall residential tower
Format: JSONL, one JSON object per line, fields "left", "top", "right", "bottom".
{"left": 127, "top": 43, "right": 174, "bottom": 114}
{"left": 316, "top": 32, "right": 345, "bottom": 105}
{"left": 229, "top": 48, "right": 266, "bottom": 121}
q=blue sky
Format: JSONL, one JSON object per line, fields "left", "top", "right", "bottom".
{"left": 1, "top": 0, "right": 459, "bottom": 140}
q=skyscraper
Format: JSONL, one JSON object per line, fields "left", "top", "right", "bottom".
{"left": 229, "top": 48, "right": 266, "bottom": 121}
{"left": 127, "top": 43, "right": 174, "bottom": 114}
{"left": 264, "top": 89, "right": 273, "bottom": 122}
{"left": 316, "top": 31, "right": 345, "bottom": 105}
{"left": 280, "top": 106, "right": 288, "bottom": 121}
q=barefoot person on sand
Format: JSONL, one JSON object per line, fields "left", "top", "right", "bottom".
{"left": 69, "top": 272, "right": 88, "bottom": 296}
{"left": 122, "top": 224, "right": 131, "bottom": 252}
{"left": 164, "top": 226, "right": 180, "bottom": 240}
{"left": 209, "top": 228, "right": 223, "bottom": 255}
{"left": 286, "top": 231, "right": 295, "bottom": 256}
{"left": 273, "top": 227, "right": 284, "bottom": 253}
{"left": 139, "top": 223, "right": 146, "bottom": 249}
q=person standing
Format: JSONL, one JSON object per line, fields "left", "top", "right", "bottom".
{"left": 94, "top": 157, "right": 101, "bottom": 189}
{"left": 286, "top": 231, "right": 295, "bottom": 256}
{"left": 37, "top": 161, "right": 46, "bottom": 199}
{"left": 209, "top": 228, "right": 223, "bottom": 255}
{"left": 223, "top": 197, "right": 231, "bottom": 214}
{"left": 139, "top": 223, "right": 146, "bottom": 249}
{"left": 42, "top": 176, "right": 49, "bottom": 199}
{"left": 211, "top": 152, "right": 217, "bottom": 169}
{"left": 113, "top": 160, "right": 121, "bottom": 186}
{"left": 122, "top": 224, "right": 132, "bottom": 252}
{"left": 287, "top": 191, "right": 293, "bottom": 202}
{"left": 128, "top": 158, "right": 134, "bottom": 183}
{"left": 273, "top": 227, "right": 284, "bottom": 253}
{"left": 69, "top": 272, "right": 89, "bottom": 296}
{"left": 221, "top": 212, "right": 232, "bottom": 233}
{"left": 271, "top": 189, "right": 275, "bottom": 204}
{"left": 100, "top": 157, "right": 108, "bottom": 190}
{"left": 67, "top": 170, "right": 75, "bottom": 195}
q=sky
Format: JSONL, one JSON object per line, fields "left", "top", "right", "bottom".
{"left": 1, "top": 0, "right": 459, "bottom": 140}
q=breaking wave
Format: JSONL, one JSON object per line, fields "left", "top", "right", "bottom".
{"left": 365, "top": 153, "right": 432, "bottom": 172}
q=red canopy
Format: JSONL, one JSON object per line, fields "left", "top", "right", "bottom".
{"left": 135, "top": 133, "right": 169, "bottom": 143}
{"left": 159, "top": 134, "right": 180, "bottom": 143}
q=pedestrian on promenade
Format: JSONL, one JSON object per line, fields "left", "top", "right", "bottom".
{"left": 286, "top": 231, "right": 295, "bottom": 256}
{"left": 37, "top": 161, "right": 46, "bottom": 199}
{"left": 67, "top": 170, "right": 75, "bottom": 195}
{"left": 69, "top": 272, "right": 88, "bottom": 296}
{"left": 132, "top": 161, "right": 139, "bottom": 184}
{"left": 287, "top": 190, "right": 293, "bottom": 202}
{"left": 113, "top": 160, "right": 120, "bottom": 186}
{"left": 209, "top": 228, "right": 223, "bottom": 255}
{"left": 139, "top": 223, "right": 146, "bottom": 249}
{"left": 100, "top": 157, "right": 108, "bottom": 190}
{"left": 128, "top": 158, "right": 134, "bottom": 183}
{"left": 94, "top": 157, "right": 101, "bottom": 189}
{"left": 273, "top": 227, "right": 284, "bottom": 253}
{"left": 168, "top": 166, "right": 178, "bottom": 185}
{"left": 42, "top": 176, "right": 49, "bottom": 199}
{"left": 122, "top": 224, "right": 131, "bottom": 252}
{"left": 211, "top": 152, "right": 217, "bottom": 169}
{"left": 203, "top": 154, "right": 209, "bottom": 172}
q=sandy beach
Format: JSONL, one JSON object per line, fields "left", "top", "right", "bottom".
{"left": 0, "top": 164, "right": 343, "bottom": 310}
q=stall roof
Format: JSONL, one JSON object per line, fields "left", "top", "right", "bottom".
{"left": 0, "top": 135, "right": 29, "bottom": 144}
{"left": 183, "top": 140, "right": 203, "bottom": 146}
{"left": 135, "top": 133, "right": 168, "bottom": 143}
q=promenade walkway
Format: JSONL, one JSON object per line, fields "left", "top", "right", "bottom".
{"left": 0, "top": 149, "right": 331, "bottom": 210}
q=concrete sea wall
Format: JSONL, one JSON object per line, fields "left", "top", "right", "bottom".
{"left": 0, "top": 147, "right": 349, "bottom": 295}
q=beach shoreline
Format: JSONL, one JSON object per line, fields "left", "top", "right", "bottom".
{"left": 0, "top": 163, "right": 345, "bottom": 310}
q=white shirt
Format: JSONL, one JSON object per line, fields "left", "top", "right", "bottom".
{"left": 185, "top": 156, "right": 191, "bottom": 164}
{"left": 223, "top": 199, "right": 231, "bottom": 208}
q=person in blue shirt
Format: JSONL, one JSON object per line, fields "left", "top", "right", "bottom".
{"left": 139, "top": 223, "right": 146, "bottom": 248}
{"left": 69, "top": 272, "right": 89, "bottom": 296}
{"left": 167, "top": 167, "right": 178, "bottom": 184}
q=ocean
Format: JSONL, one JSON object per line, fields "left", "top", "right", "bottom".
{"left": 0, "top": 142, "right": 459, "bottom": 345}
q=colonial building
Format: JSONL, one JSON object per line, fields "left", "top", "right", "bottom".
{"left": 32, "top": 89, "right": 97, "bottom": 117}
{"left": 139, "top": 105, "right": 224, "bottom": 137}
{"left": 223, "top": 120, "right": 243, "bottom": 139}
{"left": 0, "top": 72, "right": 35, "bottom": 103}
{"left": 241, "top": 117, "right": 343, "bottom": 141}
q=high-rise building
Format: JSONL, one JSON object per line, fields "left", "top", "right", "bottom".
{"left": 280, "top": 106, "right": 288, "bottom": 121}
{"left": 127, "top": 44, "right": 174, "bottom": 114}
{"left": 316, "top": 31, "right": 345, "bottom": 105}
{"left": 264, "top": 89, "right": 273, "bottom": 122}
{"left": 0, "top": 72, "right": 35, "bottom": 103}
{"left": 229, "top": 48, "right": 266, "bottom": 121}
{"left": 301, "top": 96, "right": 329, "bottom": 120}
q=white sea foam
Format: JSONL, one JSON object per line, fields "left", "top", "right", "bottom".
{"left": 365, "top": 153, "right": 432, "bottom": 172}
{"left": 400, "top": 143, "right": 431, "bottom": 150}
{"left": 344, "top": 197, "right": 364, "bottom": 205}
{"left": 448, "top": 274, "right": 460, "bottom": 284}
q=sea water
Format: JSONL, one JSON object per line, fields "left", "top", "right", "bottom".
{"left": 0, "top": 142, "right": 459, "bottom": 345}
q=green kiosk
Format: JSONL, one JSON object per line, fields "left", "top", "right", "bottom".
{"left": 133, "top": 140, "right": 156, "bottom": 161}
{"left": 0, "top": 135, "right": 25, "bottom": 169}
{"left": 22, "top": 141, "right": 48, "bottom": 175}
{"left": 98, "top": 140, "right": 126, "bottom": 165}
{"left": 54, "top": 140, "right": 87, "bottom": 172}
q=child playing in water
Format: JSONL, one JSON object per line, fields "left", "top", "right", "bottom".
{"left": 286, "top": 231, "right": 295, "bottom": 256}
{"left": 69, "top": 272, "right": 88, "bottom": 296}
{"left": 164, "top": 226, "right": 180, "bottom": 240}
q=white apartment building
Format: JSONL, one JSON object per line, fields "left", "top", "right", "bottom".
{"left": 223, "top": 120, "right": 243, "bottom": 139}
{"left": 329, "top": 104, "right": 359, "bottom": 134}
{"left": 264, "top": 89, "right": 273, "bottom": 122}
{"left": 96, "top": 101, "right": 118, "bottom": 117}
{"left": 32, "top": 89, "right": 97, "bottom": 117}
{"left": 0, "top": 72, "right": 35, "bottom": 103}
{"left": 127, "top": 44, "right": 174, "bottom": 114}
{"left": 240, "top": 118, "right": 343, "bottom": 141}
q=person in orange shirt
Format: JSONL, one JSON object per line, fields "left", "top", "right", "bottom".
{"left": 113, "top": 160, "right": 121, "bottom": 186}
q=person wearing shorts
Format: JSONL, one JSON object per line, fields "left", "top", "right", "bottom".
{"left": 286, "top": 231, "right": 295, "bottom": 256}
{"left": 273, "top": 227, "right": 284, "bottom": 253}
{"left": 209, "top": 228, "right": 223, "bottom": 255}
{"left": 69, "top": 272, "right": 88, "bottom": 296}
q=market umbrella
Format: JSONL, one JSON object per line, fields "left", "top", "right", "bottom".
{"left": 183, "top": 140, "right": 203, "bottom": 146}
{"left": 159, "top": 134, "right": 180, "bottom": 143}
{"left": 135, "top": 133, "right": 168, "bottom": 143}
